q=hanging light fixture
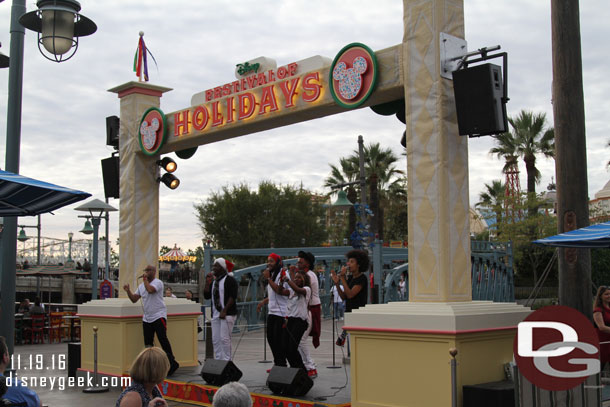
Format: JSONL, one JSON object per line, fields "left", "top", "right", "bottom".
{"left": 19, "top": 0, "right": 97, "bottom": 63}
{"left": 17, "top": 227, "right": 29, "bottom": 242}
{"left": 79, "top": 219, "right": 93, "bottom": 235}
{"left": 332, "top": 190, "right": 353, "bottom": 209}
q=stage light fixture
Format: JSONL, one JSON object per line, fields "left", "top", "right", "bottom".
{"left": 157, "top": 157, "right": 177, "bottom": 173}
{"left": 159, "top": 173, "right": 180, "bottom": 190}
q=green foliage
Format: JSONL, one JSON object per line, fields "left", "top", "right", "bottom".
{"left": 476, "top": 179, "right": 505, "bottom": 235}
{"left": 324, "top": 141, "right": 408, "bottom": 242}
{"left": 194, "top": 181, "right": 327, "bottom": 249}
{"left": 592, "top": 248, "right": 610, "bottom": 288}
{"left": 187, "top": 246, "right": 205, "bottom": 270}
{"left": 490, "top": 109, "right": 554, "bottom": 217}
{"left": 159, "top": 245, "right": 171, "bottom": 256}
{"left": 487, "top": 193, "right": 558, "bottom": 284}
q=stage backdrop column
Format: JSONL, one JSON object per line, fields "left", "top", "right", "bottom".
{"left": 345, "top": 1, "right": 531, "bottom": 406}
{"left": 108, "top": 81, "right": 172, "bottom": 294}
{"left": 73, "top": 83, "right": 200, "bottom": 378}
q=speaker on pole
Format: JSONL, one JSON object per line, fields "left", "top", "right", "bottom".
{"left": 101, "top": 156, "right": 120, "bottom": 199}
{"left": 266, "top": 366, "right": 313, "bottom": 397}
{"left": 452, "top": 63, "right": 507, "bottom": 137}
{"left": 106, "top": 115, "right": 120, "bottom": 148}
{"left": 200, "top": 359, "right": 242, "bottom": 386}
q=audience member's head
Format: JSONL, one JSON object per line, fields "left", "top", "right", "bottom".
{"left": 0, "top": 336, "right": 8, "bottom": 370}
{"left": 164, "top": 287, "right": 174, "bottom": 298}
{"left": 129, "top": 347, "right": 170, "bottom": 386}
{"left": 185, "top": 289, "right": 193, "bottom": 300}
{"left": 212, "top": 382, "right": 252, "bottom": 407}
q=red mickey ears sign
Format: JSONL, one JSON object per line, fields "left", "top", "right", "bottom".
{"left": 138, "top": 107, "right": 167, "bottom": 155}
{"left": 330, "top": 43, "right": 378, "bottom": 109}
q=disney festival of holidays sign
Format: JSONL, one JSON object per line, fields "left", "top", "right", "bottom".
{"left": 137, "top": 43, "right": 381, "bottom": 154}
{"left": 173, "top": 58, "right": 325, "bottom": 137}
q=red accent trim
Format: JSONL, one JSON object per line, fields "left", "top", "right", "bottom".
{"left": 342, "top": 325, "right": 517, "bottom": 335}
{"left": 117, "top": 87, "right": 164, "bottom": 98}
{"left": 78, "top": 312, "right": 202, "bottom": 319}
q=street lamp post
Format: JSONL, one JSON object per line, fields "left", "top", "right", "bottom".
{"left": 74, "top": 199, "right": 116, "bottom": 300}
{"left": 0, "top": 0, "right": 97, "bottom": 356}
{"left": 17, "top": 214, "right": 41, "bottom": 265}
{"left": 331, "top": 135, "right": 369, "bottom": 248}
{"left": 67, "top": 231, "right": 73, "bottom": 263}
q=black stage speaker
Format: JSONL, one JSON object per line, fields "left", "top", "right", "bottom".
{"left": 266, "top": 366, "right": 313, "bottom": 397}
{"left": 463, "top": 380, "right": 514, "bottom": 407}
{"left": 200, "top": 360, "right": 242, "bottom": 386}
{"left": 452, "top": 63, "right": 507, "bottom": 137}
{"left": 101, "top": 156, "right": 120, "bottom": 199}
{"left": 106, "top": 115, "right": 120, "bottom": 148}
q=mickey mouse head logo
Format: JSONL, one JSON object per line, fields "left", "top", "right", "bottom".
{"left": 330, "top": 43, "right": 378, "bottom": 109}
{"left": 140, "top": 117, "right": 160, "bottom": 150}
{"left": 333, "top": 56, "right": 368, "bottom": 100}
{"left": 138, "top": 107, "right": 167, "bottom": 155}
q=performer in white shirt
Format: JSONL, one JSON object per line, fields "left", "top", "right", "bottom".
{"left": 123, "top": 265, "right": 180, "bottom": 376}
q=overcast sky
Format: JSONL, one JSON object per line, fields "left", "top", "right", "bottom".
{"left": 0, "top": 0, "right": 608, "bottom": 261}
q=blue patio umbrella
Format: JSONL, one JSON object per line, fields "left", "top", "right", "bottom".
{"left": 533, "top": 221, "right": 610, "bottom": 248}
{"left": 0, "top": 169, "right": 91, "bottom": 354}
{"left": 0, "top": 169, "right": 91, "bottom": 216}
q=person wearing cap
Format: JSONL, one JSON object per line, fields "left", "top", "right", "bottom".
{"left": 204, "top": 258, "right": 238, "bottom": 360}
{"left": 257, "top": 253, "right": 290, "bottom": 368}
{"left": 123, "top": 265, "right": 180, "bottom": 376}
{"left": 294, "top": 251, "right": 320, "bottom": 379}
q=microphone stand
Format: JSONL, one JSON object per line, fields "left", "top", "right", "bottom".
{"left": 327, "top": 295, "right": 341, "bottom": 369}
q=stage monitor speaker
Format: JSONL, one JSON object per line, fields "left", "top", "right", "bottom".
{"left": 463, "top": 380, "right": 514, "bottom": 407}
{"left": 452, "top": 63, "right": 507, "bottom": 137}
{"left": 101, "top": 156, "right": 120, "bottom": 199}
{"left": 200, "top": 359, "right": 242, "bottom": 386}
{"left": 106, "top": 115, "right": 120, "bottom": 148}
{"left": 266, "top": 366, "right": 313, "bottom": 397}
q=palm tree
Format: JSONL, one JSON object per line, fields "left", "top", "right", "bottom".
{"left": 491, "top": 110, "right": 554, "bottom": 217}
{"left": 326, "top": 142, "right": 405, "bottom": 241}
{"left": 324, "top": 158, "right": 359, "bottom": 242}
{"left": 323, "top": 157, "right": 358, "bottom": 189}
{"left": 476, "top": 180, "right": 505, "bottom": 236}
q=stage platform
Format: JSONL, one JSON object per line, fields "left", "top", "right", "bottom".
{"left": 158, "top": 317, "right": 351, "bottom": 406}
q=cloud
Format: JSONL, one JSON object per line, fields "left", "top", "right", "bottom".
{"left": 0, "top": 0, "right": 607, "bottom": 257}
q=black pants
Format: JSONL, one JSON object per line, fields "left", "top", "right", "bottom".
{"left": 285, "top": 317, "right": 308, "bottom": 369}
{"left": 143, "top": 318, "right": 176, "bottom": 365}
{"left": 267, "top": 314, "right": 287, "bottom": 366}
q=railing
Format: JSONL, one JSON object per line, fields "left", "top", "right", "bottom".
{"left": 471, "top": 240, "right": 515, "bottom": 302}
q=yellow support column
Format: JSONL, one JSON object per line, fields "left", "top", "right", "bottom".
{"left": 347, "top": 1, "right": 531, "bottom": 406}
{"left": 108, "top": 81, "right": 171, "bottom": 293}
{"left": 76, "top": 82, "right": 199, "bottom": 377}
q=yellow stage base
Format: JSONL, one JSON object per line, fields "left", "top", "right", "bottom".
{"left": 78, "top": 298, "right": 200, "bottom": 376}
{"left": 345, "top": 301, "right": 531, "bottom": 407}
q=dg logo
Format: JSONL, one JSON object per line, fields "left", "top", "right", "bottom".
{"left": 514, "top": 305, "right": 600, "bottom": 391}
{"left": 330, "top": 43, "right": 378, "bottom": 109}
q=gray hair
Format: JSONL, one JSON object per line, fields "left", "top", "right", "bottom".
{"left": 212, "top": 381, "right": 252, "bottom": 407}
